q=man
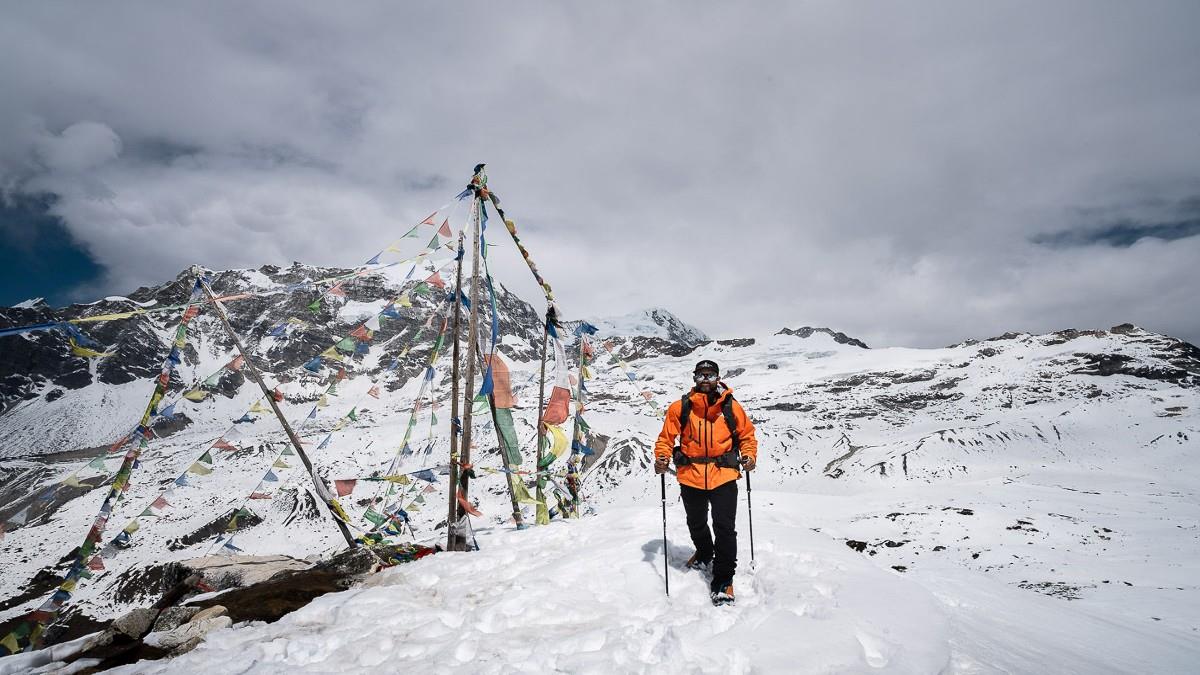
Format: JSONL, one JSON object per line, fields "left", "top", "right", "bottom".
{"left": 654, "top": 359, "right": 758, "bottom": 605}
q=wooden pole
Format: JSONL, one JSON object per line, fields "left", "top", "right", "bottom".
{"left": 458, "top": 194, "right": 484, "bottom": 534}
{"left": 567, "top": 331, "right": 586, "bottom": 517}
{"left": 446, "top": 231, "right": 465, "bottom": 551}
{"left": 197, "top": 274, "right": 356, "bottom": 548}
{"left": 532, "top": 319, "right": 550, "bottom": 522}
{"left": 474, "top": 197, "right": 525, "bottom": 528}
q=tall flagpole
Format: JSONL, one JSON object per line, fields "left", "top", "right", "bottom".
{"left": 197, "top": 273, "right": 356, "bottom": 549}
{"left": 532, "top": 318, "right": 550, "bottom": 523}
{"left": 567, "top": 330, "right": 587, "bottom": 517}
{"left": 446, "top": 231, "right": 465, "bottom": 551}
{"left": 457, "top": 174, "right": 485, "bottom": 541}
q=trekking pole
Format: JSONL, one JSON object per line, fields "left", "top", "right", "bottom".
{"left": 743, "top": 460, "right": 756, "bottom": 565}
{"left": 660, "top": 473, "right": 670, "bottom": 596}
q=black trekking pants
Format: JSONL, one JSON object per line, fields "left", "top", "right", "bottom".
{"left": 680, "top": 480, "right": 737, "bottom": 591}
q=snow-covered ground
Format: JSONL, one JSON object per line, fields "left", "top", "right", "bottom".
{"left": 101, "top": 482, "right": 1200, "bottom": 674}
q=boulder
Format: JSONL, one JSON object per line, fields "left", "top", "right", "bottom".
{"left": 150, "top": 605, "right": 199, "bottom": 633}
{"left": 145, "top": 615, "right": 233, "bottom": 655}
{"left": 110, "top": 607, "right": 158, "bottom": 639}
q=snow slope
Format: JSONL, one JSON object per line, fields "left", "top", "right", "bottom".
{"left": 102, "top": 490, "right": 1199, "bottom": 674}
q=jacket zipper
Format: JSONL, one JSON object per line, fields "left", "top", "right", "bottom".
{"left": 703, "top": 395, "right": 709, "bottom": 491}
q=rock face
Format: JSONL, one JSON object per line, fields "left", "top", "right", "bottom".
{"left": 0, "top": 263, "right": 549, "bottom": 460}
{"left": 776, "top": 326, "right": 870, "bottom": 349}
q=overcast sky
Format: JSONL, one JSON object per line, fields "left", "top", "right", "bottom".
{"left": 1, "top": 2, "right": 1198, "bottom": 347}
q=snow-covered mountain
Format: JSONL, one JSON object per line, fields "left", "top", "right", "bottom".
{"left": 2, "top": 264, "right": 1199, "bottom": 672}
{"left": 585, "top": 307, "right": 708, "bottom": 345}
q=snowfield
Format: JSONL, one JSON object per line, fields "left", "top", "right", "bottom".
{"left": 104, "top": 487, "right": 1199, "bottom": 674}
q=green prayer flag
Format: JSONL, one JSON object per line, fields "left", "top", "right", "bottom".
{"left": 308, "top": 298, "right": 321, "bottom": 313}
{"left": 88, "top": 455, "right": 108, "bottom": 471}
{"left": 413, "top": 282, "right": 430, "bottom": 296}
{"left": 364, "top": 508, "right": 386, "bottom": 526}
{"left": 494, "top": 408, "right": 522, "bottom": 466}
{"left": 198, "top": 450, "right": 213, "bottom": 464}
{"left": 348, "top": 408, "right": 357, "bottom": 422}
{"left": 427, "top": 234, "right": 441, "bottom": 249}
{"left": 335, "top": 337, "right": 356, "bottom": 353}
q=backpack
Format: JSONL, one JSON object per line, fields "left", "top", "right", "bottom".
{"left": 672, "top": 392, "right": 742, "bottom": 469}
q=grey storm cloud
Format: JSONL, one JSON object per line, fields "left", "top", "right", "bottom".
{"left": 1, "top": 1, "right": 1198, "bottom": 347}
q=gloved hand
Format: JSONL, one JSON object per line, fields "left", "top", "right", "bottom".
{"left": 740, "top": 456, "right": 756, "bottom": 471}
{"left": 654, "top": 455, "right": 670, "bottom": 474}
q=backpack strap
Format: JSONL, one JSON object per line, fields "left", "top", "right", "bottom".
{"left": 679, "top": 394, "right": 693, "bottom": 435}
{"left": 721, "top": 394, "right": 741, "bottom": 454}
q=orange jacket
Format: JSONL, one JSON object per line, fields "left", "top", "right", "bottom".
{"left": 654, "top": 385, "right": 758, "bottom": 490}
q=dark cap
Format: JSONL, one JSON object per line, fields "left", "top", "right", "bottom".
{"left": 694, "top": 359, "right": 719, "bottom": 374}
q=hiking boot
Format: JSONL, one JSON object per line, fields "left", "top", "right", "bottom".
{"left": 685, "top": 553, "right": 711, "bottom": 573}
{"left": 710, "top": 583, "right": 735, "bottom": 606}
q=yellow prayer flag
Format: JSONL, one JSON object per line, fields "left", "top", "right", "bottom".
{"left": 70, "top": 339, "right": 114, "bottom": 359}
{"left": 188, "top": 462, "right": 213, "bottom": 476}
{"left": 71, "top": 310, "right": 144, "bottom": 323}
{"left": 545, "top": 424, "right": 569, "bottom": 459}
{"left": 183, "top": 389, "right": 210, "bottom": 402}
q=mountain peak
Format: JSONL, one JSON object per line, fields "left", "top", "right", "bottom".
{"left": 775, "top": 326, "right": 869, "bottom": 349}
{"left": 584, "top": 307, "right": 708, "bottom": 345}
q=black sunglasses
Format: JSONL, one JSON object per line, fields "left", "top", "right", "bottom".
{"left": 693, "top": 372, "right": 719, "bottom": 382}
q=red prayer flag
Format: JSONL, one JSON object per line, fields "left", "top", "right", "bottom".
{"left": 485, "top": 355, "right": 515, "bottom": 409}
{"left": 438, "top": 219, "right": 452, "bottom": 237}
{"left": 213, "top": 438, "right": 238, "bottom": 452}
{"left": 542, "top": 386, "right": 571, "bottom": 425}
{"left": 425, "top": 272, "right": 446, "bottom": 289}
{"left": 350, "top": 325, "right": 372, "bottom": 341}
{"left": 151, "top": 495, "right": 170, "bottom": 510}
{"left": 327, "top": 284, "right": 347, "bottom": 298}
{"left": 273, "top": 387, "right": 284, "bottom": 402}
{"left": 87, "top": 556, "right": 106, "bottom": 571}
{"left": 334, "top": 479, "right": 357, "bottom": 497}
{"left": 457, "top": 489, "right": 483, "bottom": 517}
{"left": 368, "top": 385, "right": 381, "bottom": 399}
{"left": 227, "top": 355, "right": 245, "bottom": 371}
{"left": 420, "top": 211, "right": 437, "bottom": 225}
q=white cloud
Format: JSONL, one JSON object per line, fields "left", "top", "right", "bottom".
{"left": 1, "top": 2, "right": 1198, "bottom": 346}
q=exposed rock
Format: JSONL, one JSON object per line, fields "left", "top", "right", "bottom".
{"left": 1071, "top": 353, "right": 1194, "bottom": 385}
{"left": 146, "top": 615, "right": 233, "bottom": 655}
{"left": 188, "top": 605, "right": 228, "bottom": 623}
{"left": 150, "top": 606, "right": 199, "bottom": 633}
{"left": 775, "top": 326, "right": 869, "bottom": 349}
{"left": 111, "top": 607, "right": 158, "bottom": 639}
